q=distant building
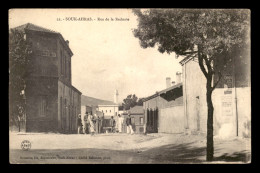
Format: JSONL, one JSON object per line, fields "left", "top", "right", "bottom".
{"left": 12, "top": 23, "right": 82, "bottom": 133}
{"left": 97, "top": 104, "right": 119, "bottom": 118}
{"left": 143, "top": 75, "right": 184, "bottom": 134}
{"left": 81, "top": 94, "right": 120, "bottom": 131}
{"left": 127, "top": 106, "right": 145, "bottom": 133}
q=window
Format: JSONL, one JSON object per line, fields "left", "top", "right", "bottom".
{"left": 110, "top": 110, "right": 111, "bottom": 113}
{"left": 39, "top": 96, "right": 47, "bottom": 117}
{"left": 106, "top": 110, "right": 107, "bottom": 113}
{"left": 140, "top": 117, "right": 144, "bottom": 125}
{"left": 50, "top": 52, "right": 56, "bottom": 57}
{"left": 131, "top": 117, "right": 135, "bottom": 125}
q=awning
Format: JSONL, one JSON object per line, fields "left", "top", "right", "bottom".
{"left": 159, "top": 86, "right": 183, "bottom": 101}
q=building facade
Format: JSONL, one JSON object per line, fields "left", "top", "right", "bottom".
{"left": 143, "top": 77, "right": 184, "bottom": 134}
{"left": 128, "top": 106, "right": 145, "bottom": 134}
{"left": 13, "top": 23, "right": 82, "bottom": 133}
{"left": 180, "top": 47, "right": 250, "bottom": 138}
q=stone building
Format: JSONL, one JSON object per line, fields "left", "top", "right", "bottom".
{"left": 143, "top": 74, "right": 184, "bottom": 134}
{"left": 180, "top": 47, "right": 250, "bottom": 138}
{"left": 127, "top": 106, "right": 145, "bottom": 133}
{"left": 12, "top": 23, "right": 82, "bottom": 133}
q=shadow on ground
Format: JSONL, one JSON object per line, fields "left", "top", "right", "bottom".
{"left": 10, "top": 141, "right": 249, "bottom": 164}
{"left": 213, "top": 151, "right": 251, "bottom": 163}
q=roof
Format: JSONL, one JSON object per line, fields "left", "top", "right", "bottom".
{"left": 98, "top": 104, "right": 119, "bottom": 107}
{"left": 129, "top": 106, "right": 143, "bottom": 115}
{"left": 179, "top": 54, "right": 198, "bottom": 66}
{"left": 71, "top": 85, "right": 82, "bottom": 95}
{"left": 143, "top": 82, "right": 183, "bottom": 102}
{"left": 81, "top": 95, "right": 118, "bottom": 107}
{"left": 13, "top": 23, "right": 59, "bottom": 34}
{"left": 12, "top": 23, "right": 73, "bottom": 56}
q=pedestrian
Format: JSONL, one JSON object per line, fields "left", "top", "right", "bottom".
{"left": 94, "top": 114, "right": 99, "bottom": 134}
{"left": 83, "top": 112, "right": 89, "bottom": 134}
{"left": 99, "top": 115, "right": 103, "bottom": 133}
{"left": 110, "top": 116, "right": 116, "bottom": 133}
{"left": 77, "top": 114, "right": 82, "bottom": 134}
{"left": 126, "top": 114, "right": 134, "bottom": 135}
{"left": 88, "top": 114, "right": 95, "bottom": 136}
{"left": 118, "top": 114, "right": 124, "bottom": 133}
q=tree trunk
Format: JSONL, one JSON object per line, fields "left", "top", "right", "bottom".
{"left": 206, "top": 80, "right": 214, "bottom": 161}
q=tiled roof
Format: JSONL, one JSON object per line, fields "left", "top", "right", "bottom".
{"left": 129, "top": 106, "right": 143, "bottom": 114}
{"left": 12, "top": 23, "right": 73, "bottom": 56}
{"left": 13, "top": 23, "right": 59, "bottom": 34}
{"left": 143, "top": 82, "right": 183, "bottom": 102}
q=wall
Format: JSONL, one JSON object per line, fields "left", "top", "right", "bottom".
{"left": 183, "top": 57, "right": 251, "bottom": 138}
{"left": 183, "top": 60, "right": 207, "bottom": 133}
{"left": 25, "top": 31, "right": 59, "bottom": 132}
{"left": 130, "top": 114, "right": 145, "bottom": 133}
{"left": 27, "top": 32, "right": 58, "bottom": 78}
{"left": 98, "top": 106, "right": 119, "bottom": 118}
{"left": 159, "top": 106, "right": 184, "bottom": 133}
{"left": 57, "top": 36, "right": 72, "bottom": 85}
{"left": 25, "top": 77, "right": 58, "bottom": 132}
{"left": 212, "top": 87, "right": 251, "bottom": 138}
{"left": 143, "top": 92, "right": 184, "bottom": 134}
{"left": 58, "top": 81, "right": 81, "bottom": 133}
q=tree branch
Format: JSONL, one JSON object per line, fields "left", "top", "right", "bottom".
{"left": 198, "top": 46, "right": 208, "bottom": 78}
{"left": 212, "top": 72, "right": 222, "bottom": 91}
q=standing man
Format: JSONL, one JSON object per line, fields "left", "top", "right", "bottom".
{"left": 77, "top": 114, "right": 82, "bottom": 134}
{"left": 118, "top": 114, "right": 123, "bottom": 133}
{"left": 88, "top": 114, "right": 95, "bottom": 136}
{"left": 110, "top": 116, "right": 116, "bottom": 133}
{"left": 83, "top": 112, "right": 89, "bottom": 134}
{"left": 126, "top": 114, "right": 134, "bottom": 135}
{"left": 94, "top": 114, "right": 99, "bottom": 134}
{"left": 99, "top": 115, "right": 103, "bottom": 133}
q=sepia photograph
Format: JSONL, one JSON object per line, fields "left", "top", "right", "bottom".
{"left": 9, "top": 8, "right": 251, "bottom": 164}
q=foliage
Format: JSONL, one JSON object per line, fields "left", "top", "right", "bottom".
{"left": 122, "top": 94, "right": 144, "bottom": 110}
{"left": 132, "top": 9, "right": 250, "bottom": 161}
{"left": 133, "top": 9, "right": 249, "bottom": 85}
{"left": 9, "top": 29, "right": 32, "bottom": 127}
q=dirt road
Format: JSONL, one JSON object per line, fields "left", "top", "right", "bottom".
{"left": 9, "top": 132, "right": 251, "bottom": 164}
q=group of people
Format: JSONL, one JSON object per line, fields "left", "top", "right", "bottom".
{"left": 117, "top": 114, "right": 134, "bottom": 134}
{"left": 77, "top": 112, "right": 103, "bottom": 136}
{"left": 77, "top": 113, "right": 134, "bottom": 135}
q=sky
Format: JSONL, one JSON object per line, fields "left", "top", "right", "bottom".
{"left": 9, "top": 9, "right": 183, "bottom": 103}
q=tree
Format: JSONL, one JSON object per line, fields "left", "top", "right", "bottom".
{"left": 137, "top": 97, "right": 144, "bottom": 106}
{"left": 122, "top": 94, "right": 143, "bottom": 110}
{"left": 9, "top": 29, "right": 32, "bottom": 130}
{"left": 132, "top": 9, "right": 249, "bottom": 161}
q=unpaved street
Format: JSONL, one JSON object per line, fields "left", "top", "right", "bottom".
{"left": 9, "top": 132, "right": 251, "bottom": 164}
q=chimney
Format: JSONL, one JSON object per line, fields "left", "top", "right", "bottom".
{"left": 176, "top": 72, "right": 182, "bottom": 84}
{"left": 172, "top": 81, "right": 176, "bottom": 86}
{"left": 114, "top": 89, "right": 119, "bottom": 104}
{"left": 166, "top": 77, "right": 171, "bottom": 88}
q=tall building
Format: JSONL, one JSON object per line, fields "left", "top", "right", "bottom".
{"left": 114, "top": 89, "right": 119, "bottom": 104}
{"left": 11, "top": 23, "right": 82, "bottom": 133}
